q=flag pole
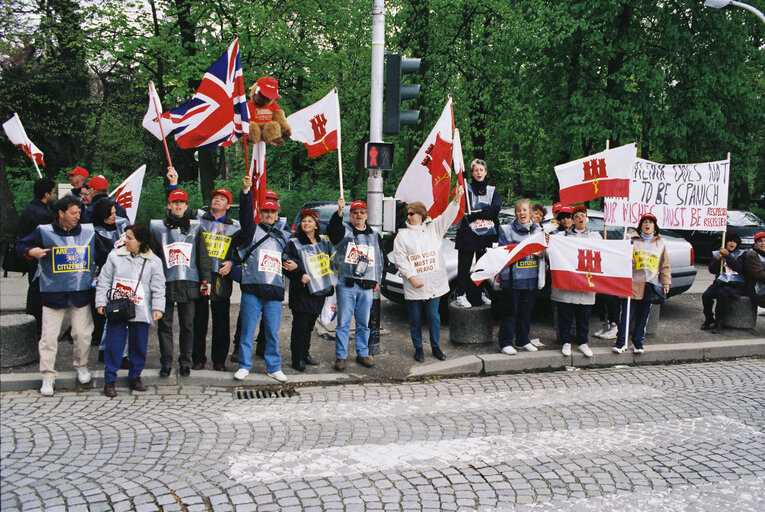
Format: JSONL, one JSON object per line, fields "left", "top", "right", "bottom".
{"left": 719, "top": 152, "right": 731, "bottom": 274}
{"left": 150, "top": 82, "right": 173, "bottom": 168}
{"left": 450, "top": 95, "right": 472, "bottom": 215}
{"left": 336, "top": 88, "right": 344, "bottom": 199}
{"left": 603, "top": 140, "right": 610, "bottom": 239}
{"left": 31, "top": 159, "right": 42, "bottom": 179}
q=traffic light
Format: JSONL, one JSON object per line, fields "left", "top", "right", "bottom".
{"left": 365, "top": 142, "right": 395, "bottom": 170}
{"left": 384, "top": 53, "right": 421, "bottom": 135}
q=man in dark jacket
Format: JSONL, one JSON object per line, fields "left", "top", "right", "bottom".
{"left": 744, "top": 231, "right": 765, "bottom": 308}
{"left": 66, "top": 166, "right": 88, "bottom": 199}
{"left": 82, "top": 175, "right": 128, "bottom": 223}
{"left": 17, "top": 195, "right": 111, "bottom": 396}
{"left": 16, "top": 177, "right": 57, "bottom": 333}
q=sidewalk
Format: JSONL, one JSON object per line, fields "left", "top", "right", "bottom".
{"left": 2, "top": 265, "right": 764, "bottom": 392}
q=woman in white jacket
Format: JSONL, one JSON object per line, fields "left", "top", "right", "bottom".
{"left": 394, "top": 187, "right": 463, "bottom": 362}
{"left": 96, "top": 224, "right": 165, "bottom": 397}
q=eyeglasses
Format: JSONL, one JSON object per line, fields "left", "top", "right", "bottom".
{"left": 406, "top": 212, "right": 417, "bottom": 217}
{"left": 351, "top": 210, "right": 367, "bottom": 214}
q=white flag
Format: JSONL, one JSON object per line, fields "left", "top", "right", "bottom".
{"left": 554, "top": 143, "right": 636, "bottom": 204}
{"left": 548, "top": 236, "right": 632, "bottom": 297}
{"left": 471, "top": 232, "right": 547, "bottom": 285}
{"left": 142, "top": 82, "right": 174, "bottom": 141}
{"left": 2, "top": 113, "right": 44, "bottom": 167}
{"left": 109, "top": 165, "right": 146, "bottom": 223}
{"left": 287, "top": 88, "right": 340, "bottom": 157}
{"left": 394, "top": 97, "right": 453, "bottom": 218}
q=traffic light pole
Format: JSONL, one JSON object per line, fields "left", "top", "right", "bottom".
{"left": 367, "top": 0, "right": 386, "bottom": 356}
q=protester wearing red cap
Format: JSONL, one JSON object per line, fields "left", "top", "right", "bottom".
{"left": 82, "top": 175, "right": 128, "bottom": 224}
{"left": 247, "top": 76, "right": 292, "bottom": 147}
{"left": 743, "top": 232, "right": 765, "bottom": 309}
{"left": 326, "top": 196, "right": 386, "bottom": 371}
{"left": 67, "top": 166, "right": 89, "bottom": 200}
{"left": 283, "top": 209, "right": 335, "bottom": 371}
{"left": 150, "top": 169, "right": 212, "bottom": 378}
{"left": 233, "top": 174, "right": 293, "bottom": 383}
{"left": 552, "top": 204, "right": 573, "bottom": 234}
{"left": 613, "top": 212, "right": 671, "bottom": 354}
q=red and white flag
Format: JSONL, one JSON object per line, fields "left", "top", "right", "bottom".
{"left": 471, "top": 232, "right": 547, "bottom": 285}
{"left": 395, "top": 97, "right": 453, "bottom": 218}
{"left": 554, "top": 142, "right": 635, "bottom": 204}
{"left": 451, "top": 127, "right": 467, "bottom": 225}
{"left": 109, "top": 165, "right": 146, "bottom": 223}
{"left": 248, "top": 141, "right": 267, "bottom": 223}
{"left": 548, "top": 236, "right": 632, "bottom": 297}
{"left": 3, "top": 113, "right": 44, "bottom": 167}
{"left": 142, "top": 81, "right": 174, "bottom": 141}
{"left": 287, "top": 88, "right": 340, "bottom": 158}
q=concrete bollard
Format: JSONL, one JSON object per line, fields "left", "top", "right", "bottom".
{"left": 449, "top": 302, "right": 493, "bottom": 344}
{"left": 1, "top": 314, "right": 39, "bottom": 368}
{"left": 723, "top": 296, "right": 757, "bottom": 329}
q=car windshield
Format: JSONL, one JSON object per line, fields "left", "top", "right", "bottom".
{"left": 728, "top": 210, "right": 765, "bottom": 227}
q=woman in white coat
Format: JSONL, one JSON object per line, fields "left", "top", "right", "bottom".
{"left": 394, "top": 186, "right": 464, "bottom": 362}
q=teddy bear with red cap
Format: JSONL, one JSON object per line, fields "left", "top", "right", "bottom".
{"left": 247, "top": 76, "right": 291, "bottom": 146}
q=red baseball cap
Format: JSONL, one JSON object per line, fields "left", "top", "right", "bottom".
{"left": 299, "top": 209, "right": 319, "bottom": 222}
{"left": 210, "top": 188, "right": 232, "bottom": 204}
{"left": 260, "top": 200, "right": 279, "bottom": 211}
{"left": 256, "top": 76, "right": 280, "bottom": 100}
{"left": 68, "top": 166, "right": 89, "bottom": 178}
{"left": 639, "top": 212, "right": 657, "bottom": 223}
{"left": 572, "top": 205, "right": 587, "bottom": 215}
{"left": 557, "top": 205, "right": 573, "bottom": 215}
{"left": 349, "top": 200, "right": 367, "bottom": 211}
{"left": 88, "top": 176, "right": 108, "bottom": 190}
{"left": 755, "top": 232, "right": 765, "bottom": 242}
{"left": 265, "top": 189, "right": 279, "bottom": 200}
{"left": 168, "top": 189, "right": 188, "bottom": 202}
{"left": 552, "top": 202, "right": 563, "bottom": 213}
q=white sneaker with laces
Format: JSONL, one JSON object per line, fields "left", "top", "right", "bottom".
{"left": 633, "top": 347, "right": 645, "bottom": 354}
{"left": 268, "top": 370, "right": 288, "bottom": 383}
{"left": 612, "top": 345, "right": 627, "bottom": 354}
{"left": 233, "top": 369, "right": 249, "bottom": 380}
{"left": 601, "top": 324, "right": 618, "bottom": 340}
{"left": 561, "top": 343, "right": 572, "bottom": 356}
{"left": 481, "top": 292, "right": 492, "bottom": 305}
{"left": 593, "top": 324, "right": 607, "bottom": 338}
{"left": 76, "top": 367, "right": 92, "bottom": 385}
{"left": 578, "top": 344, "right": 594, "bottom": 357}
{"left": 40, "top": 379, "right": 54, "bottom": 396}
{"left": 520, "top": 343, "right": 538, "bottom": 352}
{"left": 455, "top": 295, "right": 471, "bottom": 308}
{"left": 501, "top": 345, "right": 517, "bottom": 355}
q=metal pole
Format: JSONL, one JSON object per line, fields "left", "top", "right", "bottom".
{"left": 731, "top": 1, "right": 765, "bottom": 24}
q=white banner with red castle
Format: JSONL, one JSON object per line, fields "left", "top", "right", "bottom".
{"left": 109, "top": 164, "right": 146, "bottom": 224}
{"left": 603, "top": 157, "right": 730, "bottom": 231}
{"left": 548, "top": 236, "right": 632, "bottom": 297}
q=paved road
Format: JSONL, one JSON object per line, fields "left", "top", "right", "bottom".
{"left": 2, "top": 360, "right": 764, "bottom": 511}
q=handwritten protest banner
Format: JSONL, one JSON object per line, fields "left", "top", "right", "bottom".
{"left": 603, "top": 157, "right": 730, "bottom": 231}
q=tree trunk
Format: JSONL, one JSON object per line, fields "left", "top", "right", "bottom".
{"left": 0, "top": 157, "right": 20, "bottom": 266}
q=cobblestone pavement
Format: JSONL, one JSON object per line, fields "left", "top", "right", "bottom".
{"left": 2, "top": 360, "right": 764, "bottom": 511}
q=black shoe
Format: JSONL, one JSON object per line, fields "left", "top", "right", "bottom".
{"left": 701, "top": 318, "right": 714, "bottom": 330}
{"left": 711, "top": 321, "right": 722, "bottom": 334}
{"left": 303, "top": 354, "right": 319, "bottom": 366}
{"left": 98, "top": 350, "right": 104, "bottom": 363}
{"left": 230, "top": 351, "right": 238, "bottom": 363}
{"left": 414, "top": 348, "right": 424, "bottom": 362}
{"left": 179, "top": 365, "right": 190, "bottom": 377}
{"left": 120, "top": 357, "right": 130, "bottom": 370}
{"left": 432, "top": 347, "right": 447, "bottom": 361}
{"left": 292, "top": 361, "right": 307, "bottom": 372}
{"left": 159, "top": 366, "right": 172, "bottom": 377}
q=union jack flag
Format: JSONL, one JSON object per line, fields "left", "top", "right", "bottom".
{"left": 166, "top": 39, "right": 249, "bottom": 150}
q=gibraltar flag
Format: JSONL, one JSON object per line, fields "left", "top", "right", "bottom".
{"left": 554, "top": 143, "right": 636, "bottom": 204}
{"left": 548, "top": 236, "right": 632, "bottom": 297}
{"left": 2, "top": 113, "right": 45, "bottom": 167}
{"left": 109, "top": 165, "right": 146, "bottom": 223}
{"left": 248, "top": 141, "right": 267, "bottom": 222}
{"left": 287, "top": 88, "right": 340, "bottom": 157}
{"left": 142, "top": 81, "right": 174, "bottom": 141}
{"left": 471, "top": 232, "right": 547, "bottom": 285}
{"left": 395, "top": 97, "right": 453, "bottom": 218}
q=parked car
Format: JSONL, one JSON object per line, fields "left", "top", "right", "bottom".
{"left": 291, "top": 201, "right": 350, "bottom": 235}
{"left": 681, "top": 209, "right": 765, "bottom": 259}
{"left": 382, "top": 209, "right": 696, "bottom": 317}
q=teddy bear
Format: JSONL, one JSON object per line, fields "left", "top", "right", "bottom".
{"left": 247, "top": 76, "right": 291, "bottom": 146}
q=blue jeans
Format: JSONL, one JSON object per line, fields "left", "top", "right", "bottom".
{"left": 335, "top": 283, "right": 373, "bottom": 359}
{"left": 406, "top": 297, "right": 441, "bottom": 349}
{"left": 103, "top": 321, "right": 149, "bottom": 383}
{"left": 239, "top": 292, "right": 282, "bottom": 373}
{"left": 99, "top": 319, "right": 128, "bottom": 358}
{"left": 616, "top": 298, "right": 651, "bottom": 349}
{"left": 498, "top": 289, "right": 537, "bottom": 348}
{"left": 557, "top": 302, "right": 592, "bottom": 346}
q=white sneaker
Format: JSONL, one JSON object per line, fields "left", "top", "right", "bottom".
{"left": 561, "top": 343, "right": 572, "bottom": 356}
{"left": 593, "top": 324, "right": 607, "bottom": 338}
{"left": 455, "top": 294, "right": 471, "bottom": 308}
{"left": 577, "top": 344, "right": 594, "bottom": 357}
{"left": 501, "top": 345, "right": 517, "bottom": 355}
{"left": 233, "top": 369, "right": 249, "bottom": 380}
{"left": 40, "top": 379, "right": 54, "bottom": 396}
{"left": 633, "top": 347, "right": 645, "bottom": 354}
{"left": 600, "top": 324, "right": 618, "bottom": 340}
{"left": 481, "top": 292, "right": 492, "bottom": 305}
{"left": 267, "top": 370, "right": 288, "bottom": 383}
{"left": 520, "top": 343, "right": 538, "bottom": 352}
{"left": 77, "top": 367, "right": 92, "bottom": 385}
{"left": 612, "top": 345, "right": 627, "bottom": 354}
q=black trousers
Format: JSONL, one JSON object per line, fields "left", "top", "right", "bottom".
{"left": 290, "top": 310, "right": 319, "bottom": 365}
{"left": 702, "top": 281, "right": 745, "bottom": 322}
{"left": 26, "top": 273, "right": 43, "bottom": 335}
{"left": 457, "top": 249, "right": 486, "bottom": 305}
{"left": 193, "top": 296, "right": 231, "bottom": 366}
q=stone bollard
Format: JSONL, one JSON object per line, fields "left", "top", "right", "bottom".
{"left": 449, "top": 302, "right": 493, "bottom": 344}
{"left": 723, "top": 296, "right": 757, "bottom": 329}
{"left": 1, "top": 314, "right": 38, "bottom": 368}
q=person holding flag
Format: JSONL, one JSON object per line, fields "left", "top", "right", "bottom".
{"left": 393, "top": 187, "right": 464, "bottom": 362}
{"left": 454, "top": 159, "right": 501, "bottom": 308}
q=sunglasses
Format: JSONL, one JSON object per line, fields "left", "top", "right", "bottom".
{"left": 406, "top": 212, "right": 417, "bottom": 217}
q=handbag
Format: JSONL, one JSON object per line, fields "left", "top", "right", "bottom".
{"left": 644, "top": 281, "right": 666, "bottom": 305}
{"left": 105, "top": 258, "right": 147, "bottom": 322}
